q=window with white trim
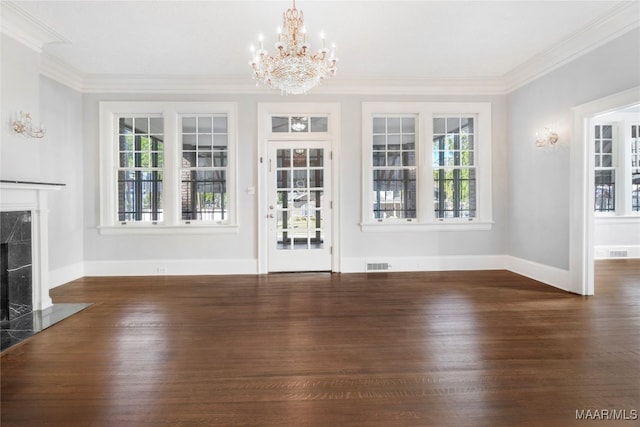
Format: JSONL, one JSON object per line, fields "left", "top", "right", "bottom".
{"left": 433, "top": 116, "right": 476, "bottom": 219}
{"left": 372, "top": 115, "right": 417, "bottom": 220}
{"left": 99, "top": 102, "right": 237, "bottom": 233}
{"left": 117, "top": 116, "right": 164, "bottom": 222}
{"left": 631, "top": 124, "right": 640, "bottom": 212}
{"left": 593, "top": 119, "right": 640, "bottom": 216}
{"left": 594, "top": 124, "right": 615, "bottom": 213}
{"left": 362, "top": 102, "right": 492, "bottom": 230}
{"left": 180, "top": 115, "right": 229, "bottom": 221}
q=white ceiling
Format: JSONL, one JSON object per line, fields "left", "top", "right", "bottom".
{"left": 3, "top": 0, "right": 638, "bottom": 93}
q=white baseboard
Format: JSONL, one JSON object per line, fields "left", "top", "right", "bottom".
{"left": 84, "top": 258, "right": 258, "bottom": 276}
{"left": 49, "top": 262, "right": 85, "bottom": 288}
{"left": 342, "top": 254, "right": 574, "bottom": 293}
{"left": 67, "top": 255, "right": 575, "bottom": 293}
{"left": 504, "top": 256, "right": 573, "bottom": 293}
{"left": 341, "top": 255, "right": 506, "bottom": 273}
{"left": 594, "top": 245, "right": 640, "bottom": 260}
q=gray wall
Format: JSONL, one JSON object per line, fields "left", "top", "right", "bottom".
{"left": 506, "top": 28, "right": 640, "bottom": 269}
{"left": 1, "top": 35, "right": 41, "bottom": 181}
{"left": 40, "top": 76, "right": 84, "bottom": 275}
{"left": 1, "top": 35, "right": 85, "bottom": 281}
{"left": 81, "top": 93, "right": 509, "bottom": 269}
{"left": 3, "top": 27, "right": 638, "bottom": 279}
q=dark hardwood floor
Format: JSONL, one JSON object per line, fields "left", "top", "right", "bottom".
{"left": 1, "top": 261, "right": 639, "bottom": 426}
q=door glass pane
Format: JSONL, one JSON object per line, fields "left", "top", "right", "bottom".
{"left": 310, "top": 117, "right": 328, "bottom": 132}
{"left": 291, "top": 117, "right": 308, "bottom": 132}
{"left": 309, "top": 190, "right": 324, "bottom": 207}
{"left": 274, "top": 146, "right": 325, "bottom": 251}
{"left": 277, "top": 170, "right": 290, "bottom": 189}
{"left": 272, "top": 117, "right": 289, "bottom": 132}
{"left": 309, "top": 149, "right": 323, "bottom": 167}
{"left": 310, "top": 170, "right": 323, "bottom": 188}
{"left": 277, "top": 149, "right": 291, "bottom": 167}
{"left": 293, "top": 149, "right": 307, "bottom": 167}
{"left": 293, "top": 170, "right": 307, "bottom": 188}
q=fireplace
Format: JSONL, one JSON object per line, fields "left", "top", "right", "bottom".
{"left": 0, "top": 181, "right": 64, "bottom": 312}
{"left": 1, "top": 180, "right": 69, "bottom": 350}
{"left": 1, "top": 211, "right": 33, "bottom": 326}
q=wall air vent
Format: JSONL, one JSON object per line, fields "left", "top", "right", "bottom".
{"left": 366, "top": 262, "right": 390, "bottom": 272}
{"left": 609, "top": 250, "right": 628, "bottom": 258}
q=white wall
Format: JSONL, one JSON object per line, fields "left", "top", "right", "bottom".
{"left": 5, "top": 26, "right": 637, "bottom": 285}
{"left": 1, "top": 35, "right": 85, "bottom": 287}
{"left": 82, "top": 94, "right": 261, "bottom": 274}
{"left": 340, "top": 95, "right": 508, "bottom": 270}
{"left": 507, "top": 28, "right": 640, "bottom": 270}
{"left": 1, "top": 34, "right": 42, "bottom": 181}
{"left": 81, "top": 93, "right": 509, "bottom": 275}
{"left": 40, "top": 76, "right": 85, "bottom": 284}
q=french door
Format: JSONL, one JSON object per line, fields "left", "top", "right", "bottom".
{"left": 267, "top": 140, "right": 332, "bottom": 272}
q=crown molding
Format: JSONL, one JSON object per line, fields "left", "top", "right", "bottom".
{"left": 75, "top": 75, "right": 508, "bottom": 96}
{"left": 0, "top": 0, "right": 69, "bottom": 52}
{"left": 504, "top": 0, "right": 640, "bottom": 93}
{"left": 40, "top": 53, "right": 85, "bottom": 92}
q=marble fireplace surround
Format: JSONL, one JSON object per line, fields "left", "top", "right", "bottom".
{"left": 0, "top": 180, "right": 64, "bottom": 312}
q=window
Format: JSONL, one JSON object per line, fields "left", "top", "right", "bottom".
{"left": 433, "top": 116, "right": 476, "bottom": 219}
{"left": 631, "top": 124, "right": 640, "bottom": 212}
{"left": 181, "top": 115, "right": 228, "bottom": 221}
{"left": 99, "top": 102, "right": 237, "bottom": 234}
{"left": 117, "top": 116, "right": 164, "bottom": 222}
{"left": 362, "top": 102, "right": 492, "bottom": 230}
{"left": 593, "top": 120, "right": 640, "bottom": 216}
{"left": 271, "top": 115, "right": 328, "bottom": 133}
{"left": 594, "top": 124, "right": 615, "bottom": 213}
{"left": 372, "top": 116, "right": 417, "bottom": 220}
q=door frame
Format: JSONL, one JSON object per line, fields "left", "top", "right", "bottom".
{"left": 257, "top": 103, "right": 341, "bottom": 274}
{"left": 570, "top": 86, "right": 639, "bottom": 295}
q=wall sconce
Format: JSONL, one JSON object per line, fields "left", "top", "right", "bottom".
{"left": 11, "top": 111, "right": 45, "bottom": 139}
{"left": 535, "top": 127, "right": 558, "bottom": 148}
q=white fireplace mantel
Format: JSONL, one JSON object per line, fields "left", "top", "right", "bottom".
{"left": 1, "top": 180, "right": 64, "bottom": 311}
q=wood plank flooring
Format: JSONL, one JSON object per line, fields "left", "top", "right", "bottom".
{"left": 1, "top": 261, "right": 639, "bottom": 426}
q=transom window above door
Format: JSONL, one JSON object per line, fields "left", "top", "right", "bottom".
{"left": 271, "top": 115, "right": 329, "bottom": 133}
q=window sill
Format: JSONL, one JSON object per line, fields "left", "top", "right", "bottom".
{"left": 360, "top": 221, "right": 494, "bottom": 232}
{"left": 594, "top": 215, "right": 640, "bottom": 225}
{"left": 98, "top": 224, "right": 239, "bottom": 235}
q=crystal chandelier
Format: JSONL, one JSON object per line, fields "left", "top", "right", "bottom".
{"left": 249, "top": 0, "right": 338, "bottom": 95}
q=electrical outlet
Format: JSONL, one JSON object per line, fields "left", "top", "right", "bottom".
{"left": 157, "top": 267, "right": 168, "bottom": 274}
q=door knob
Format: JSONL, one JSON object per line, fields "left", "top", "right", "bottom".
{"left": 268, "top": 214, "right": 275, "bottom": 218}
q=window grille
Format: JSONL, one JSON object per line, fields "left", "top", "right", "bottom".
{"left": 631, "top": 124, "right": 639, "bottom": 212}
{"left": 433, "top": 116, "right": 476, "bottom": 219}
{"left": 594, "top": 124, "right": 615, "bottom": 213}
{"left": 117, "top": 116, "right": 164, "bottom": 222}
{"left": 371, "top": 116, "right": 417, "bottom": 220}
{"left": 181, "top": 115, "right": 229, "bottom": 222}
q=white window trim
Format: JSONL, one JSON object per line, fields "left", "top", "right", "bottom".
{"left": 98, "top": 101, "right": 238, "bottom": 234}
{"left": 361, "top": 102, "right": 493, "bottom": 231}
{"left": 256, "top": 102, "right": 342, "bottom": 274}
{"left": 594, "top": 118, "right": 640, "bottom": 217}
